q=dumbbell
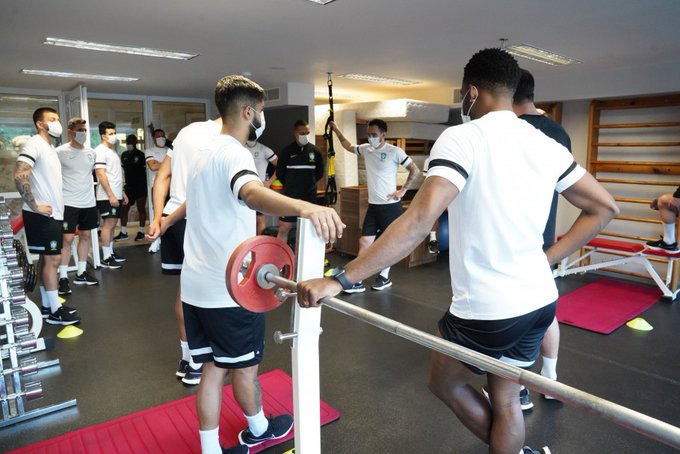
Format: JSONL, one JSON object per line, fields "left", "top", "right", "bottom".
{"left": 0, "top": 332, "right": 38, "bottom": 352}
{"left": 1, "top": 288, "right": 26, "bottom": 306}
{"left": 1, "top": 358, "right": 38, "bottom": 376}
{"left": 0, "top": 226, "right": 12, "bottom": 241}
{"left": 1, "top": 381, "right": 43, "bottom": 402}
{"left": 0, "top": 308, "right": 30, "bottom": 327}
{"left": 1, "top": 266, "right": 24, "bottom": 287}
{"left": 0, "top": 253, "right": 19, "bottom": 268}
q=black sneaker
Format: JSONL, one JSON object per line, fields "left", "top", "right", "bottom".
{"left": 523, "top": 446, "right": 551, "bottom": 454}
{"left": 100, "top": 257, "right": 122, "bottom": 269}
{"left": 646, "top": 237, "right": 680, "bottom": 253}
{"left": 46, "top": 306, "right": 81, "bottom": 325}
{"left": 58, "top": 278, "right": 72, "bottom": 295}
{"left": 74, "top": 271, "right": 99, "bottom": 286}
{"left": 238, "top": 414, "right": 294, "bottom": 448}
{"left": 181, "top": 364, "right": 202, "bottom": 385}
{"left": 222, "top": 444, "right": 249, "bottom": 454}
{"left": 42, "top": 305, "right": 78, "bottom": 318}
{"left": 134, "top": 231, "right": 145, "bottom": 241}
{"left": 482, "top": 385, "right": 534, "bottom": 411}
{"left": 371, "top": 275, "right": 392, "bottom": 291}
{"left": 111, "top": 252, "right": 126, "bottom": 263}
{"left": 343, "top": 282, "right": 366, "bottom": 294}
{"left": 113, "top": 232, "right": 128, "bottom": 241}
{"left": 176, "top": 359, "right": 189, "bottom": 378}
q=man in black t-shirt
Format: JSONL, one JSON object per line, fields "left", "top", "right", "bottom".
{"left": 512, "top": 68, "right": 573, "bottom": 409}
{"left": 275, "top": 120, "right": 325, "bottom": 242}
{"left": 115, "top": 134, "right": 148, "bottom": 241}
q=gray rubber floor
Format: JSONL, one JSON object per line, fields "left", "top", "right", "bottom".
{"left": 1, "top": 245, "right": 679, "bottom": 453}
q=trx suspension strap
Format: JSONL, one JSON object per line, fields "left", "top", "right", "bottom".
{"left": 323, "top": 72, "right": 338, "bottom": 205}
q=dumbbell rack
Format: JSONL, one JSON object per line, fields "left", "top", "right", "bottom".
{"left": 0, "top": 198, "right": 77, "bottom": 428}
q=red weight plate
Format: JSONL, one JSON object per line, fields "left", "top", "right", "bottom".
{"left": 226, "top": 236, "right": 296, "bottom": 312}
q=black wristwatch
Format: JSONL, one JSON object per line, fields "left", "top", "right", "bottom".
{"left": 329, "top": 266, "right": 353, "bottom": 291}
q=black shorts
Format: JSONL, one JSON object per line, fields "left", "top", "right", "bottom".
{"left": 362, "top": 202, "right": 404, "bottom": 237}
{"left": 97, "top": 200, "right": 123, "bottom": 219}
{"left": 125, "top": 186, "right": 147, "bottom": 204}
{"left": 437, "top": 302, "right": 557, "bottom": 375}
{"left": 161, "top": 217, "right": 186, "bottom": 275}
{"left": 23, "top": 210, "right": 63, "bottom": 255}
{"left": 62, "top": 206, "right": 99, "bottom": 234}
{"left": 182, "top": 303, "right": 265, "bottom": 369}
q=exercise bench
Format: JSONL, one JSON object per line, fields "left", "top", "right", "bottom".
{"left": 553, "top": 236, "right": 680, "bottom": 301}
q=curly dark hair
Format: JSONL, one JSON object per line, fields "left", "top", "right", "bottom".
{"left": 462, "top": 48, "right": 521, "bottom": 95}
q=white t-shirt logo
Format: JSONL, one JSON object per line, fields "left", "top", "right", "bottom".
{"left": 380, "top": 152, "right": 386, "bottom": 161}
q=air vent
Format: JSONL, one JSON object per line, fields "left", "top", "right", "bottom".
{"left": 265, "top": 87, "right": 280, "bottom": 102}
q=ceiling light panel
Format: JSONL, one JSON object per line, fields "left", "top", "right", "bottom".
{"left": 22, "top": 69, "right": 138, "bottom": 82}
{"left": 44, "top": 37, "right": 198, "bottom": 60}
{"left": 337, "top": 73, "right": 419, "bottom": 86}
{"left": 505, "top": 43, "right": 581, "bottom": 66}
{"left": 306, "top": 0, "right": 336, "bottom": 4}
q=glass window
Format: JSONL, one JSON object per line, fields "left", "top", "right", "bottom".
{"left": 0, "top": 93, "right": 60, "bottom": 215}
{"left": 151, "top": 101, "right": 206, "bottom": 144}
{"left": 88, "top": 99, "right": 144, "bottom": 150}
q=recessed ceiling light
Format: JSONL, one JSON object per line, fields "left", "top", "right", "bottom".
{"left": 504, "top": 43, "right": 581, "bottom": 66}
{"left": 306, "top": 0, "right": 336, "bottom": 4}
{"left": 44, "top": 37, "right": 198, "bottom": 60}
{"left": 22, "top": 69, "right": 138, "bottom": 82}
{"left": 337, "top": 73, "right": 419, "bottom": 86}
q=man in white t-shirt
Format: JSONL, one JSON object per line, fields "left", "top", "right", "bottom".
{"left": 297, "top": 49, "right": 619, "bottom": 454}
{"left": 95, "top": 121, "right": 128, "bottom": 269}
{"left": 160, "top": 75, "right": 344, "bottom": 454}
{"left": 14, "top": 107, "right": 80, "bottom": 325}
{"left": 147, "top": 118, "right": 221, "bottom": 386}
{"left": 55, "top": 117, "right": 99, "bottom": 295}
{"left": 331, "top": 119, "right": 420, "bottom": 292}
{"left": 245, "top": 139, "right": 278, "bottom": 234}
{"left": 145, "top": 128, "right": 169, "bottom": 253}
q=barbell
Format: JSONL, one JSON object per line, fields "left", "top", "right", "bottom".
{"left": 224, "top": 236, "right": 680, "bottom": 450}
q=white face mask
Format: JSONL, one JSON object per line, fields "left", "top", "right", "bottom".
{"left": 155, "top": 137, "right": 166, "bottom": 147}
{"left": 368, "top": 137, "right": 381, "bottom": 148}
{"left": 460, "top": 89, "right": 476, "bottom": 124}
{"left": 74, "top": 131, "right": 87, "bottom": 145}
{"left": 104, "top": 134, "right": 118, "bottom": 145}
{"left": 126, "top": 144, "right": 134, "bottom": 151}
{"left": 297, "top": 134, "right": 309, "bottom": 146}
{"left": 46, "top": 120, "right": 63, "bottom": 138}
{"left": 248, "top": 108, "right": 266, "bottom": 141}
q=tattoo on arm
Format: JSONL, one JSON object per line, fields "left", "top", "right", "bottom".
{"left": 14, "top": 162, "right": 38, "bottom": 211}
{"left": 402, "top": 162, "right": 422, "bottom": 190}
{"left": 253, "top": 376, "right": 263, "bottom": 411}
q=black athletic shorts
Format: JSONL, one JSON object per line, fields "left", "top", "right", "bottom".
{"left": 161, "top": 216, "right": 186, "bottom": 275}
{"left": 97, "top": 200, "right": 123, "bottom": 219}
{"left": 62, "top": 206, "right": 99, "bottom": 234}
{"left": 182, "top": 302, "right": 265, "bottom": 369}
{"left": 125, "top": 185, "right": 147, "bottom": 203}
{"left": 23, "top": 210, "right": 63, "bottom": 255}
{"left": 437, "top": 302, "right": 557, "bottom": 375}
{"left": 362, "top": 202, "right": 404, "bottom": 237}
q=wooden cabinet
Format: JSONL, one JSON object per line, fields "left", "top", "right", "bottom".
{"left": 335, "top": 186, "right": 438, "bottom": 268}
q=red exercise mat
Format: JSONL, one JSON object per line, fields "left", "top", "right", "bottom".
{"left": 10, "top": 369, "right": 340, "bottom": 454}
{"left": 556, "top": 278, "right": 661, "bottom": 334}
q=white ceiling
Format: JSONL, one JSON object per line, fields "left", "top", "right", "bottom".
{"left": 1, "top": 0, "right": 679, "bottom": 105}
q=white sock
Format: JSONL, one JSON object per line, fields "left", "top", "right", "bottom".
{"left": 180, "top": 340, "right": 191, "bottom": 362}
{"left": 121, "top": 226, "right": 127, "bottom": 234}
{"left": 77, "top": 261, "right": 87, "bottom": 275}
{"left": 541, "top": 356, "right": 558, "bottom": 380}
{"left": 59, "top": 265, "right": 68, "bottom": 279}
{"left": 103, "top": 246, "right": 112, "bottom": 259}
{"left": 245, "top": 409, "right": 268, "bottom": 436}
{"left": 663, "top": 223, "right": 676, "bottom": 244}
{"left": 39, "top": 286, "right": 48, "bottom": 309}
{"left": 46, "top": 290, "right": 60, "bottom": 313}
{"left": 198, "top": 427, "right": 221, "bottom": 454}
{"left": 379, "top": 267, "right": 390, "bottom": 279}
